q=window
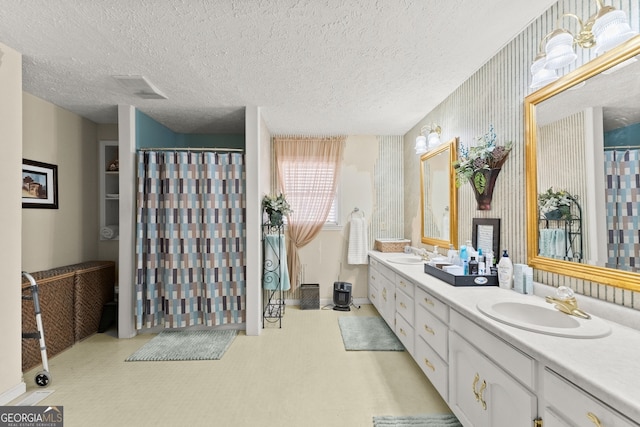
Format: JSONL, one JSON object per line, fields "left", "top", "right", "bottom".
{"left": 279, "top": 158, "right": 340, "bottom": 226}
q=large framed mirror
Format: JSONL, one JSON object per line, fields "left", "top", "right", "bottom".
{"left": 525, "top": 35, "right": 640, "bottom": 292}
{"left": 420, "top": 137, "right": 458, "bottom": 248}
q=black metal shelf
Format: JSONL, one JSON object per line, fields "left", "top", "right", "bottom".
{"left": 538, "top": 196, "right": 583, "bottom": 263}
{"left": 262, "top": 221, "right": 285, "bottom": 328}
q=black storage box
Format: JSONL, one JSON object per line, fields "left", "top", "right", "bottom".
{"left": 424, "top": 264, "right": 498, "bottom": 287}
{"left": 300, "top": 283, "right": 320, "bottom": 310}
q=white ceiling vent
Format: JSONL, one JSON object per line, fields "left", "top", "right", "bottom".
{"left": 112, "top": 75, "right": 167, "bottom": 100}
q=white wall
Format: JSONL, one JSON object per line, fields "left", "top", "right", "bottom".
{"left": 22, "top": 93, "right": 100, "bottom": 272}
{"left": 0, "top": 41, "right": 25, "bottom": 404}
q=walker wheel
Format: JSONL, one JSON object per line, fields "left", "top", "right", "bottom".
{"left": 35, "top": 371, "right": 51, "bottom": 387}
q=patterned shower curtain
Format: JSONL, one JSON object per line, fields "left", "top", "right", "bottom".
{"left": 135, "top": 150, "right": 246, "bottom": 329}
{"left": 604, "top": 149, "right": 639, "bottom": 272}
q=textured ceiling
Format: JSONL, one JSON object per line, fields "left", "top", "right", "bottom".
{"left": 0, "top": 0, "right": 556, "bottom": 135}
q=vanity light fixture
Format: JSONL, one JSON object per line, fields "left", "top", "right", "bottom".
{"left": 530, "top": 0, "right": 637, "bottom": 89}
{"left": 415, "top": 124, "right": 442, "bottom": 155}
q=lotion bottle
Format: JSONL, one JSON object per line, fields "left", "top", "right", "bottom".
{"left": 497, "top": 250, "right": 513, "bottom": 289}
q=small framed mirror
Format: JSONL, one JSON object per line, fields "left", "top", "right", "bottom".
{"left": 420, "top": 137, "right": 458, "bottom": 248}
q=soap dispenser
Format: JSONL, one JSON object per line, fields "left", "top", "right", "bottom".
{"left": 497, "top": 250, "right": 513, "bottom": 289}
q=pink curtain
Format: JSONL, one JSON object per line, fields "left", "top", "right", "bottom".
{"left": 274, "top": 136, "right": 345, "bottom": 290}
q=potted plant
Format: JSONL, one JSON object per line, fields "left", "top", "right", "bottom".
{"left": 262, "top": 193, "right": 292, "bottom": 226}
{"left": 538, "top": 187, "right": 576, "bottom": 220}
{"left": 453, "top": 125, "right": 512, "bottom": 210}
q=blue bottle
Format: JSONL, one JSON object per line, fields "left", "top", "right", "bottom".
{"left": 459, "top": 245, "right": 469, "bottom": 275}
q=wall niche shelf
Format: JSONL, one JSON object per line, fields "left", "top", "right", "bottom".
{"left": 99, "top": 140, "right": 119, "bottom": 241}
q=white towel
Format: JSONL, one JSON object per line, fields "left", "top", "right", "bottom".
{"left": 100, "top": 225, "right": 119, "bottom": 240}
{"left": 348, "top": 217, "right": 369, "bottom": 265}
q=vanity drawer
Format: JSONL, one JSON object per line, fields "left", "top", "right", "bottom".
{"left": 416, "top": 303, "right": 448, "bottom": 361}
{"left": 415, "top": 335, "right": 448, "bottom": 401}
{"left": 395, "top": 285, "right": 414, "bottom": 324}
{"left": 395, "top": 274, "right": 415, "bottom": 298}
{"left": 395, "top": 313, "right": 414, "bottom": 355}
{"left": 544, "top": 369, "right": 639, "bottom": 427}
{"left": 416, "top": 286, "right": 449, "bottom": 323}
{"left": 450, "top": 310, "right": 535, "bottom": 388}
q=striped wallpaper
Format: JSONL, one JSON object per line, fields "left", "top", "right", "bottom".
{"left": 404, "top": 0, "right": 640, "bottom": 309}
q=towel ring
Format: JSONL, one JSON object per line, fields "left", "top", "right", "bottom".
{"left": 349, "top": 207, "right": 365, "bottom": 219}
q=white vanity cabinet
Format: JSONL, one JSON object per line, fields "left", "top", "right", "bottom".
{"left": 543, "top": 369, "right": 640, "bottom": 427}
{"left": 368, "top": 257, "right": 395, "bottom": 328}
{"left": 394, "top": 274, "right": 415, "bottom": 355}
{"left": 414, "top": 287, "right": 449, "bottom": 400}
{"left": 449, "top": 311, "right": 537, "bottom": 427}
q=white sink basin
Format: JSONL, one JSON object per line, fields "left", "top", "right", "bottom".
{"left": 387, "top": 256, "right": 423, "bottom": 265}
{"left": 477, "top": 298, "right": 611, "bottom": 338}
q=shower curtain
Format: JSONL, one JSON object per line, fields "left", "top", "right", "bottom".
{"left": 604, "top": 149, "right": 639, "bottom": 272}
{"left": 135, "top": 150, "right": 246, "bottom": 329}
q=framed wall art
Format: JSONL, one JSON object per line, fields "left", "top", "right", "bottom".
{"left": 22, "top": 159, "right": 59, "bottom": 209}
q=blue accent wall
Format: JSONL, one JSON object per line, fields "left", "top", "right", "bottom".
{"left": 135, "top": 110, "right": 245, "bottom": 149}
{"left": 604, "top": 122, "right": 640, "bottom": 148}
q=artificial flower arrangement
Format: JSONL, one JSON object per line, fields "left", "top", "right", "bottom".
{"left": 262, "top": 193, "right": 292, "bottom": 225}
{"left": 453, "top": 125, "right": 513, "bottom": 194}
{"left": 538, "top": 187, "right": 576, "bottom": 220}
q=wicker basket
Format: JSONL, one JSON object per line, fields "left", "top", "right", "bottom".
{"left": 300, "top": 284, "right": 319, "bottom": 310}
{"left": 374, "top": 239, "right": 411, "bottom": 253}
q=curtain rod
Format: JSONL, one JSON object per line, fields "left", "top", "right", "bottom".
{"left": 138, "top": 147, "right": 244, "bottom": 152}
{"left": 603, "top": 145, "right": 640, "bottom": 151}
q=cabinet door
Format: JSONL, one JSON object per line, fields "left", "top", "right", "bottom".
{"left": 380, "top": 280, "right": 395, "bottom": 328}
{"left": 449, "top": 332, "right": 537, "bottom": 427}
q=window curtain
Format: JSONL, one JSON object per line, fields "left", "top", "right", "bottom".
{"left": 604, "top": 148, "right": 640, "bottom": 272}
{"left": 135, "top": 150, "right": 246, "bottom": 329}
{"left": 274, "top": 136, "right": 345, "bottom": 290}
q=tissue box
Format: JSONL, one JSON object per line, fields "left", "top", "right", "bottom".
{"left": 424, "top": 264, "right": 498, "bottom": 287}
{"left": 374, "top": 238, "right": 411, "bottom": 253}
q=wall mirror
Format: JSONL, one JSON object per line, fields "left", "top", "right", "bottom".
{"left": 421, "top": 137, "right": 458, "bottom": 248}
{"left": 525, "top": 35, "right": 640, "bottom": 292}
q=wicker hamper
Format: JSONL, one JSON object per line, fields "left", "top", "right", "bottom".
{"left": 300, "top": 284, "right": 320, "bottom": 310}
{"left": 20, "top": 261, "right": 117, "bottom": 372}
{"left": 374, "top": 238, "right": 411, "bottom": 253}
{"left": 72, "top": 261, "right": 116, "bottom": 341}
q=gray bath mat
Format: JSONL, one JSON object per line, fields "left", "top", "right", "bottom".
{"left": 338, "top": 316, "right": 404, "bottom": 351}
{"left": 126, "top": 329, "right": 237, "bottom": 361}
{"left": 373, "top": 414, "right": 462, "bottom": 426}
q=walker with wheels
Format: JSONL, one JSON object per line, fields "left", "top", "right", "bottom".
{"left": 21, "top": 271, "right": 52, "bottom": 387}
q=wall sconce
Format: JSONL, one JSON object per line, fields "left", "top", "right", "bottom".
{"left": 530, "top": 0, "right": 637, "bottom": 89}
{"left": 415, "top": 124, "right": 442, "bottom": 155}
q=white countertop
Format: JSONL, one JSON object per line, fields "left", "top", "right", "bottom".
{"left": 370, "top": 251, "right": 640, "bottom": 423}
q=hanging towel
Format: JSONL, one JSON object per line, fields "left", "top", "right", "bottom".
{"left": 348, "top": 217, "right": 369, "bottom": 265}
{"left": 262, "top": 234, "right": 291, "bottom": 291}
{"left": 539, "top": 228, "right": 555, "bottom": 258}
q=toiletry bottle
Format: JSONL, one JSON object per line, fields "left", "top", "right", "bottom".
{"left": 459, "top": 245, "right": 469, "bottom": 274}
{"left": 477, "top": 248, "right": 484, "bottom": 264}
{"left": 478, "top": 261, "right": 486, "bottom": 275}
{"left": 497, "top": 250, "right": 514, "bottom": 289}
{"left": 469, "top": 256, "right": 479, "bottom": 275}
{"left": 485, "top": 249, "right": 494, "bottom": 268}
{"left": 447, "top": 244, "right": 456, "bottom": 264}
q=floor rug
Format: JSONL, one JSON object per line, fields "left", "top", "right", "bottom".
{"left": 373, "top": 414, "right": 462, "bottom": 427}
{"left": 338, "top": 316, "right": 404, "bottom": 351}
{"left": 125, "top": 329, "right": 237, "bottom": 362}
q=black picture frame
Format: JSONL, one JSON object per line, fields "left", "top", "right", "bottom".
{"left": 472, "top": 218, "right": 500, "bottom": 259}
{"left": 22, "top": 159, "right": 59, "bottom": 209}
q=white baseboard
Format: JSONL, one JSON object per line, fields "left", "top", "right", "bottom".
{"left": 285, "top": 298, "right": 372, "bottom": 307}
{"left": 0, "top": 381, "right": 27, "bottom": 406}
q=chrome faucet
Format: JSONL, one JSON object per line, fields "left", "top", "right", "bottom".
{"left": 545, "top": 286, "right": 591, "bottom": 319}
